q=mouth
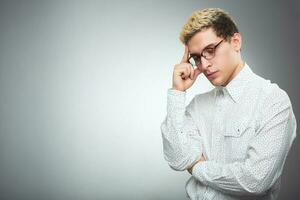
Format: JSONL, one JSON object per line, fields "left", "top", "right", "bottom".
{"left": 207, "top": 71, "right": 218, "bottom": 79}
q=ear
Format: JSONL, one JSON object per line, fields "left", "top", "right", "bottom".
{"left": 230, "top": 32, "right": 242, "bottom": 52}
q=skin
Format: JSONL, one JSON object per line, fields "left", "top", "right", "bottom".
{"left": 171, "top": 27, "right": 245, "bottom": 175}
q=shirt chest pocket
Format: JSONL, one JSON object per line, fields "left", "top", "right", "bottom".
{"left": 223, "top": 118, "right": 255, "bottom": 161}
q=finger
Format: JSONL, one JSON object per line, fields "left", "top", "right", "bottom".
{"left": 186, "top": 65, "right": 191, "bottom": 79}
{"left": 193, "top": 68, "right": 202, "bottom": 80}
{"left": 189, "top": 65, "right": 194, "bottom": 80}
{"left": 180, "top": 45, "right": 189, "bottom": 64}
{"left": 181, "top": 67, "right": 189, "bottom": 79}
{"left": 178, "top": 64, "right": 192, "bottom": 79}
{"left": 200, "top": 154, "right": 206, "bottom": 161}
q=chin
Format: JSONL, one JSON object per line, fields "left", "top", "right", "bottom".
{"left": 210, "top": 77, "right": 224, "bottom": 86}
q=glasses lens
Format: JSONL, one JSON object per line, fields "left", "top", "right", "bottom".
{"left": 202, "top": 48, "right": 215, "bottom": 60}
{"left": 188, "top": 57, "right": 196, "bottom": 66}
{"left": 189, "top": 56, "right": 201, "bottom": 66}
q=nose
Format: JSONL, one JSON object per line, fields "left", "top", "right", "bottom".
{"left": 200, "top": 56, "right": 211, "bottom": 70}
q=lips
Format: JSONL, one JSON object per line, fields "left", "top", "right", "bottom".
{"left": 207, "top": 71, "right": 218, "bottom": 79}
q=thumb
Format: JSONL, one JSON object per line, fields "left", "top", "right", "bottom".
{"left": 193, "top": 68, "right": 202, "bottom": 80}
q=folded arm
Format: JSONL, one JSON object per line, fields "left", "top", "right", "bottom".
{"left": 191, "top": 91, "right": 297, "bottom": 195}
{"left": 160, "top": 88, "right": 204, "bottom": 171}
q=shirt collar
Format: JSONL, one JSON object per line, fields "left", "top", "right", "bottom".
{"left": 215, "top": 62, "right": 254, "bottom": 103}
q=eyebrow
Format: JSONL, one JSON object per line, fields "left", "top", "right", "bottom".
{"left": 190, "top": 42, "right": 216, "bottom": 56}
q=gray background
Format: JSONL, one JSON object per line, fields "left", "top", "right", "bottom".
{"left": 0, "top": 0, "right": 299, "bottom": 199}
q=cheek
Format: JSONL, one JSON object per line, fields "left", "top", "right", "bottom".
{"left": 215, "top": 63, "right": 231, "bottom": 83}
{"left": 215, "top": 50, "right": 231, "bottom": 67}
{"left": 218, "top": 51, "right": 235, "bottom": 73}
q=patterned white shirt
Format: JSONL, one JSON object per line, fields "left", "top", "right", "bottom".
{"left": 160, "top": 62, "right": 297, "bottom": 200}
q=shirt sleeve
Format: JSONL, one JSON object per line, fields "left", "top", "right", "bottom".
{"left": 160, "top": 88, "right": 203, "bottom": 171}
{"left": 191, "top": 89, "right": 297, "bottom": 195}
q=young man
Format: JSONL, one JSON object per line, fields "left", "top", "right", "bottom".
{"left": 160, "top": 8, "right": 297, "bottom": 200}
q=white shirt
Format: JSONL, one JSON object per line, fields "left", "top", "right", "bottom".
{"left": 160, "top": 62, "right": 297, "bottom": 200}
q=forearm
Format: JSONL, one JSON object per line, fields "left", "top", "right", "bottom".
{"left": 161, "top": 88, "right": 203, "bottom": 171}
{"left": 191, "top": 160, "right": 272, "bottom": 195}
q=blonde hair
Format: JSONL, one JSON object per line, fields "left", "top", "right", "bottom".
{"left": 179, "top": 8, "right": 239, "bottom": 44}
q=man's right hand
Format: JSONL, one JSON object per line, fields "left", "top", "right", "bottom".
{"left": 172, "top": 45, "right": 202, "bottom": 92}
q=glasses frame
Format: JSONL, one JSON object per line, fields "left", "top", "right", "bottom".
{"left": 188, "top": 39, "right": 224, "bottom": 67}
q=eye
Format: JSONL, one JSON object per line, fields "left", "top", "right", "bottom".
{"left": 204, "top": 48, "right": 214, "bottom": 54}
{"left": 192, "top": 55, "right": 200, "bottom": 61}
{"left": 193, "top": 56, "right": 201, "bottom": 65}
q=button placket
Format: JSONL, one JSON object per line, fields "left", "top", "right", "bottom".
{"left": 212, "top": 88, "right": 225, "bottom": 161}
{"left": 215, "top": 89, "right": 224, "bottom": 106}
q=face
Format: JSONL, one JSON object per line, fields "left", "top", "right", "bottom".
{"left": 187, "top": 27, "right": 242, "bottom": 86}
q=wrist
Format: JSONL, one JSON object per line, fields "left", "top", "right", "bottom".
{"left": 171, "top": 87, "right": 185, "bottom": 92}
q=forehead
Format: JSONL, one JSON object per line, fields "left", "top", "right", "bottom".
{"left": 187, "top": 27, "right": 221, "bottom": 53}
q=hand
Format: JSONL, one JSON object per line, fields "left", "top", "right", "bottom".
{"left": 187, "top": 154, "right": 206, "bottom": 175}
{"left": 172, "top": 45, "right": 202, "bottom": 92}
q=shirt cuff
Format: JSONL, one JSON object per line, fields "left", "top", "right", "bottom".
{"left": 167, "top": 88, "right": 186, "bottom": 95}
{"left": 167, "top": 88, "right": 186, "bottom": 107}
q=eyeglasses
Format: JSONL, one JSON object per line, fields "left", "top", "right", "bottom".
{"left": 188, "top": 39, "right": 224, "bottom": 67}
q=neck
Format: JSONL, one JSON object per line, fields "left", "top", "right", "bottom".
{"left": 222, "top": 59, "right": 245, "bottom": 86}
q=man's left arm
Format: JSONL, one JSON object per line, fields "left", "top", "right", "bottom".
{"left": 189, "top": 91, "right": 297, "bottom": 196}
